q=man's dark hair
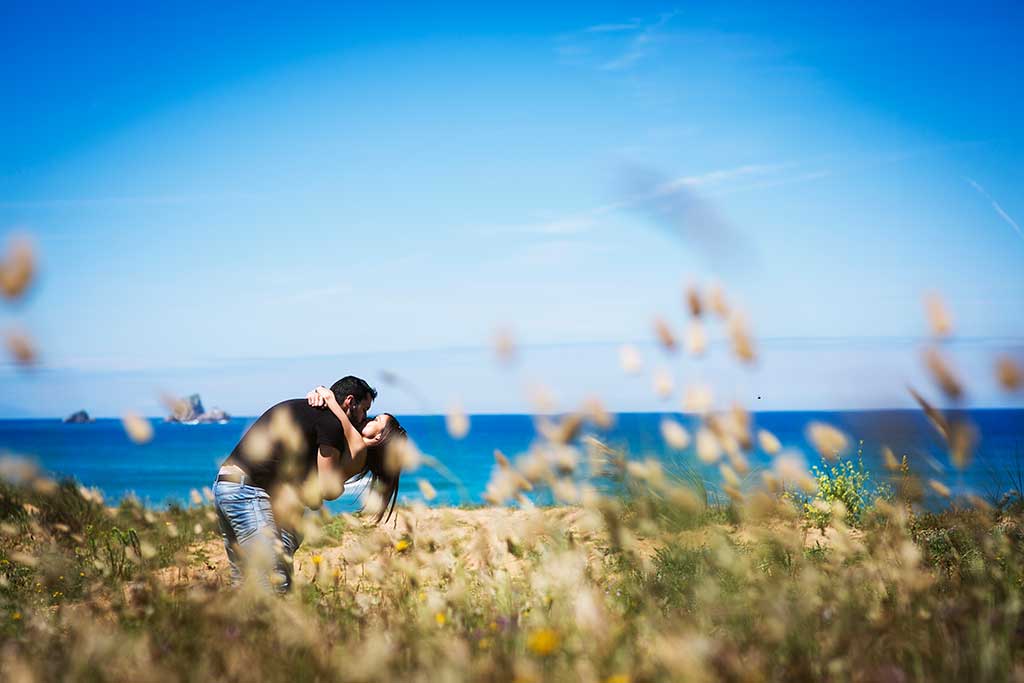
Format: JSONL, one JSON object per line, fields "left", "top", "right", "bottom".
{"left": 330, "top": 376, "right": 377, "bottom": 405}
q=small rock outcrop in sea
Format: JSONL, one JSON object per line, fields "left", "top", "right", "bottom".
{"left": 63, "top": 410, "right": 94, "bottom": 424}
{"left": 198, "top": 407, "right": 230, "bottom": 424}
{"left": 167, "top": 394, "right": 205, "bottom": 422}
{"left": 165, "top": 394, "right": 230, "bottom": 424}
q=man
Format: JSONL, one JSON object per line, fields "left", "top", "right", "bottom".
{"left": 212, "top": 376, "right": 376, "bottom": 592}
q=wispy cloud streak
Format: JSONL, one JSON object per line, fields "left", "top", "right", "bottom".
{"left": 558, "top": 10, "right": 680, "bottom": 72}
{"left": 601, "top": 11, "right": 679, "bottom": 71}
{"left": 967, "top": 178, "right": 1024, "bottom": 241}
{"left": 488, "top": 162, "right": 818, "bottom": 240}
{"left": 0, "top": 192, "right": 262, "bottom": 210}
{"left": 583, "top": 21, "right": 642, "bottom": 34}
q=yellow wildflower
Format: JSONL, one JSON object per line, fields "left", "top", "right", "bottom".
{"left": 395, "top": 539, "right": 411, "bottom": 552}
{"left": 311, "top": 554, "right": 323, "bottom": 566}
{"left": 606, "top": 676, "right": 631, "bottom": 683}
{"left": 12, "top": 612, "right": 21, "bottom": 621}
{"left": 435, "top": 612, "right": 447, "bottom": 626}
{"left": 526, "top": 628, "right": 560, "bottom": 656}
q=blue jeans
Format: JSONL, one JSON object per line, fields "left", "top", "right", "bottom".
{"left": 213, "top": 479, "right": 301, "bottom": 592}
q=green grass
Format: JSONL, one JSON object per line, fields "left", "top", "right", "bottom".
{"left": 3, "top": 454, "right": 1024, "bottom": 682}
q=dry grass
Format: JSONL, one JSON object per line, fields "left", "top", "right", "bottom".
{"left": 3, "top": 461, "right": 1024, "bottom": 682}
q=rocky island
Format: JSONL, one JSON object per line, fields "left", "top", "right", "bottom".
{"left": 164, "top": 394, "right": 230, "bottom": 424}
{"left": 63, "top": 410, "right": 94, "bottom": 424}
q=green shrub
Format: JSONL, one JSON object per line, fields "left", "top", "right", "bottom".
{"left": 792, "top": 443, "right": 891, "bottom": 530}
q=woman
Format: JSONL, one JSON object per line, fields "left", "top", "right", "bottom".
{"left": 307, "top": 385, "right": 407, "bottom": 523}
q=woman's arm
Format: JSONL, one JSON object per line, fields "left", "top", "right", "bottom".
{"left": 312, "top": 386, "right": 367, "bottom": 463}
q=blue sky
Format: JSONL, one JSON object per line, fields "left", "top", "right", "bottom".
{"left": 1, "top": 2, "right": 1022, "bottom": 417}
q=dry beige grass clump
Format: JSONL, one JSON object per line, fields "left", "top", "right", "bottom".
{"left": 0, "top": 235, "right": 35, "bottom": 300}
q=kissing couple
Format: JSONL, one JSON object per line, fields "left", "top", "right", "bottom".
{"left": 212, "top": 375, "right": 407, "bottom": 591}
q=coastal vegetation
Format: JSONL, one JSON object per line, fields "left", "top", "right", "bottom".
{"left": 2, "top": 442, "right": 1023, "bottom": 682}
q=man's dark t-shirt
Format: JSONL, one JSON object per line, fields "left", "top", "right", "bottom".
{"left": 222, "top": 399, "right": 347, "bottom": 492}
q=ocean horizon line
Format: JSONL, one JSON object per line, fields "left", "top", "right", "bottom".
{"left": 11, "top": 405, "right": 1024, "bottom": 422}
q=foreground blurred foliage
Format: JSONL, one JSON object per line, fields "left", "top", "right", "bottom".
{"left": 3, "top": 450, "right": 1024, "bottom": 683}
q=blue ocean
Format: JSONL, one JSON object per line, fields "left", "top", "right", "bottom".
{"left": 1, "top": 410, "right": 1022, "bottom": 511}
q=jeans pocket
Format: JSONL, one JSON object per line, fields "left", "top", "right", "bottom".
{"left": 221, "top": 500, "right": 255, "bottom": 537}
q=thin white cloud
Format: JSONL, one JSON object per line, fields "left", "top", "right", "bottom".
{"left": 606, "top": 162, "right": 795, "bottom": 214}
{"left": 601, "top": 11, "right": 679, "bottom": 71}
{"left": 583, "top": 21, "right": 642, "bottom": 34}
{"left": 0, "top": 192, "right": 263, "bottom": 210}
{"left": 967, "top": 178, "right": 1024, "bottom": 241}
{"left": 712, "top": 169, "right": 832, "bottom": 196}
{"left": 263, "top": 283, "right": 355, "bottom": 307}
{"left": 471, "top": 236, "right": 615, "bottom": 273}
{"left": 532, "top": 216, "right": 597, "bottom": 235}
{"left": 601, "top": 48, "right": 649, "bottom": 72}
{"left": 478, "top": 216, "right": 597, "bottom": 237}
{"left": 559, "top": 10, "right": 681, "bottom": 72}
{"left": 661, "top": 163, "right": 790, "bottom": 191}
{"left": 487, "top": 162, "right": 800, "bottom": 239}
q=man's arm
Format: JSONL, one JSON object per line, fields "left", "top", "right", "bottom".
{"left": 317, "top": 445, "right": 347, "bottom": 501}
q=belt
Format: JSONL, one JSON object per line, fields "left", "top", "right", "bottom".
{"left": 216, "top": 465, "right": 250, "bottom": 485}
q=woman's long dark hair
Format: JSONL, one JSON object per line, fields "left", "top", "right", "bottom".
{"left": 351, "top": 413, "right": 407, "bottom": 524}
